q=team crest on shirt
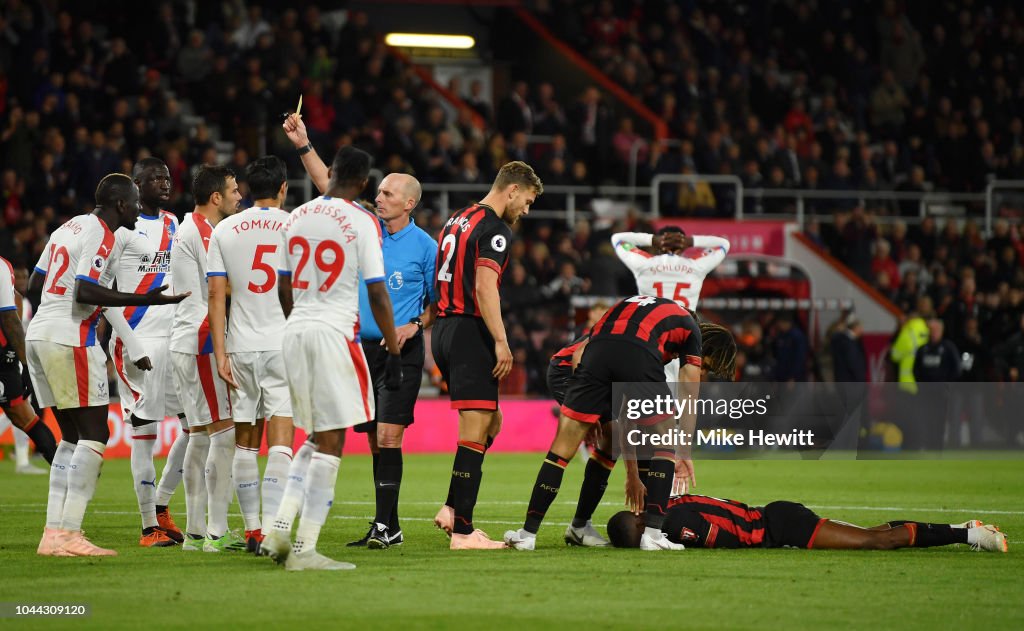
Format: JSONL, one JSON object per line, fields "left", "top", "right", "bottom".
{"left": 678, "top": 527, "right": 699, "bottom": 542}
{"left": 92, "top": 255, "right": 106, "bottom": 271}
{"left": 491, "top": 235, "right": 507, "bottom": 252}
{"left": 388, "top": 271, "right": 404, "bottom": 290}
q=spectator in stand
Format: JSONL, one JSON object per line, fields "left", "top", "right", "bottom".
{"left": 913, "top": 319, "right": 961, "bottom": 449}
{"left": 772, "top": 315, "right": 808, "bottom": 382}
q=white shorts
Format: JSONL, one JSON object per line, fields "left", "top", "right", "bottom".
{"left": 27, "top": 340, "right": 109, "bottom": 410}
{"left": 111, "top": 336, "right": 182, "bottom": 421}
{"left": 282, "top": 325, "right": 374, "bottom": 433}
{"left": 229, "top": 350, "right": 292, "bottom": 424}
{"left": 170, "top": 351, "right": 231, "bottom": 427}
{"left": 664, "top": 357, "right": 681, "bottom": 383}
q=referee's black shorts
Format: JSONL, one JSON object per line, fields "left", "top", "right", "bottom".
{"left": 431, "top": 315, "right": 498, "bottom": 410}
{"left": 353, "top": 332, "right": 425, "bottom": 433}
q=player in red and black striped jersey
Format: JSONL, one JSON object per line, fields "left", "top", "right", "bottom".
{"left": 506, "top": 295, "right": 737, "bottom": 551}
{"left": 430, "top": 161, "right": 543, "bottom": 550}
{"left": 606, "top": 495, "right": 1008, "bottom": 552}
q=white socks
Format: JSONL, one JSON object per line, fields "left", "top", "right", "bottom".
{"left": 0, "top": 414, "right": 30, "bottom": 465}
{"left": 60, "top": 440, "right": 105, "bottom": 532}
{"left": 294, "top": 452, "right": 340, "bottom": 554}
{"left": 233, "top": 446, "right": 261, "bottom": 531}
{"left": 131, "top": 423, "right": 159, "bottom": 529}
{"left": 183, "top": 431, "right": 210, "bottom": 537}
{"left": 205, "top": 426, "right": 236, "bottom": 538}
{"left": 271, "top": 441, "right": 315, "bottom": 534}
{"left": 262, "top": 446, "right": 292, "bottom": 528}
{"left": 46, "top": 441, "right": 76, "bottom": 529}
{"left": 155, "top": 419, "right": 189, "bottom": 507}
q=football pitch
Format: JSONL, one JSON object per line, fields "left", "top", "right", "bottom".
{"left": 2, "top": 454, "right": 1023, "bottom": 630}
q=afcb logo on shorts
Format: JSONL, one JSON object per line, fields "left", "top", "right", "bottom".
{"left": 388, "top": 271, "right": 404, "bottom": 290}
{"left": 491, "top": 235, "right": 507, "bottom": 252}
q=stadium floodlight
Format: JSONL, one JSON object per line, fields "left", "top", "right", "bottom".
{"left": 384, "top": 33, "right": 475, "bottom": 49}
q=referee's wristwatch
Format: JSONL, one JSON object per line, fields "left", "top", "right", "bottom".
{"left": 409, "top": 316, "right": 424, "bottom": 331}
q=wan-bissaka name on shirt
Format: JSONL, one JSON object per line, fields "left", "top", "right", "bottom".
{"left": 287, "top": 204, "right": 358, "bottom": 243}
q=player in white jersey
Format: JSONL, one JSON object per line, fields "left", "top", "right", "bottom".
{"left": 612, "top": 226, "right": 730, "bottom": 381}
{"left": 105, "top": 158, "right": 190, "bottom": 547}
{"left": 207, "top": 156, "right": 295, "bottom": 552}
{"left": 611, "top": 225, "right": 730, "bottom": 498}
{"left": 27, "top": 174, "right": 187, "bottom": 557}
{"left": 0, "top": 256, "right": 58, "bottom": 471}
{"left": 259, "top": 145, "right": 402, "bottom": 571}
{"left": 168, "top": 164, "right": 243, "bottom": 552}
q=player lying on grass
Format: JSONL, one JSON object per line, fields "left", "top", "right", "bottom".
{"left": 606, "top": 494, "right": 1008, "bottom": 552}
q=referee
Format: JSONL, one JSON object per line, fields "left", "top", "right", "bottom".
{"left": 281, "top": 115, "right": 437, "bottom": 549}
{"left": 349, "top": 173, "right": 437, "bottom": 550}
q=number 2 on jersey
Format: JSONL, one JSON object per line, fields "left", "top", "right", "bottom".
{"left": 45, "top": 244, "right": 70, "bottom": 295}
{"left": 437, "top": 233, "right": 456, "bottom": 283}
{"left": 652, "top": 281, "right": 691, "bottom": 307}
{"left": 288, "top": 237, "right": 345, "bottom": 292}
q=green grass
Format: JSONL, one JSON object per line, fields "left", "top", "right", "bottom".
{"left": 2, "top": 454, "right": 1023, "bottom": 630}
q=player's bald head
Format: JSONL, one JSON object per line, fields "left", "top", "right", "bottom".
{"left": 95, "top": 173, "right": 138, "bottom": 207}
{"left": 606, "top": 511, "right": 643, "bottom": 548}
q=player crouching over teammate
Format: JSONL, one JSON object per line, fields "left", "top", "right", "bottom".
{"left": 606, "top": 495, "right": 1008, "bottom": 552}
{"left": 505, "top": 296, "right": 737, "bottom": 551}
{"left": 259, "top": 146, "right": 403, "bottom": 571}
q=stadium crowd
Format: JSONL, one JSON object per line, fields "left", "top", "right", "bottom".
{"left": 1, "top": 0, "right": 1024, "bottom": 396}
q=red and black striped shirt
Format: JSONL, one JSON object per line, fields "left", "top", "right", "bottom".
{"left": 435, "top": 203, "right": 513, "bottom": 318}
{"left": 663, "top": 494, "right": 766, "bottom": 548}
{"left": 549, "top": 331, "right": 590, "bottom": 368}
{"left": 589, "top": 296, "right": 702, "bottom": 366}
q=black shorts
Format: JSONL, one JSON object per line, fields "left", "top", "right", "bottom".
{"left": 0, "top": 362, "right": 27, "bottom": 409}
{"left": 353, "top": 333, "right": 425, "bottom": 433}
{"left": 762, "top": 501, "right": 827, "bottom": 549}
{"left": 560, "top": 338, "right": 672, "bottom": 425}
{"left": 546, "top": 363, "right": 572, "bottom": 406}
{"left": 431, "top": 316, "right": 498, "bottom": 410}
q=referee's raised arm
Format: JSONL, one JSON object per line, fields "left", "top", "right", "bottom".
{"left": 283, "top": 112, "right": 329, "bottom": 194}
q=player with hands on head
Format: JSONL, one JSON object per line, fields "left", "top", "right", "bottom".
{"left": 28, "top": 174, "right": 188, "bottom": 557}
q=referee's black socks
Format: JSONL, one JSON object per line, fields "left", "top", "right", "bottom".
{"left": 524, "top": 451, "right": 569, "bottom": 534}
{"left": 571, "top": 449, "right": 615, "bottom": 529}
{"left": 374, "top": 447, "right": 403, "bottom": 530}
{"left": 451, "top": 440, "right": 486, "bottom": 535}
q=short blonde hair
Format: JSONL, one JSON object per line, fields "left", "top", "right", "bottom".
{"left": 493, "top": 160, "right": 543, "bottom": 196}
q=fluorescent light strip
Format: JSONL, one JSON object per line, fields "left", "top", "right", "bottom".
{"left": 385, "top": 33, "right": 475, "bottom": 49}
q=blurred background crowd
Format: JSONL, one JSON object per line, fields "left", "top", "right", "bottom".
{"left": 1, "top": 0, "right": 1023, "bottom": 413}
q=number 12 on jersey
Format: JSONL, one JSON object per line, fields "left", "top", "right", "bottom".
{"left": 652, "top": 281, "right": 691, "bottom": 307}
